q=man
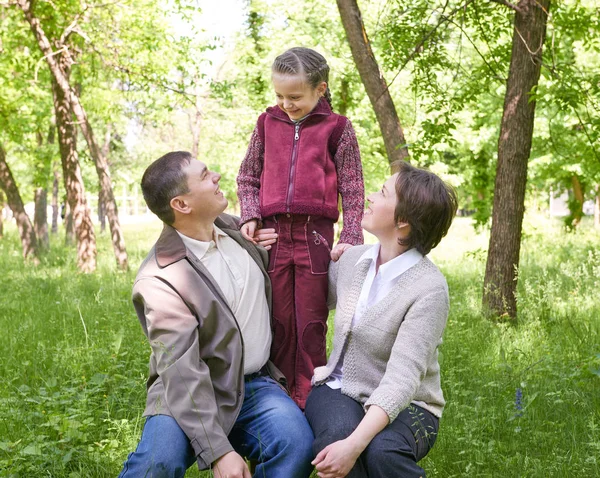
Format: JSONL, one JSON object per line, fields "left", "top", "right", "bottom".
{"left": 118, "top": 151, "right": 314, "bottom": 478}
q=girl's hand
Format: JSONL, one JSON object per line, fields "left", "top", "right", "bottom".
{"left": 254, "top": 228, "right": 278, "bottom": 251}
{"left": 312, "top": 438, "right": 362, "bottom": 478}
{"left": 240, "top": 220, "right": 258, "bottom": 243}
{"left": 330, "top": 243, "right": 353, "bottom": 262}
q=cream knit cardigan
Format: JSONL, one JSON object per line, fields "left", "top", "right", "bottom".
{"left": 313, "top": 244, "right": 449, "bottom": 421}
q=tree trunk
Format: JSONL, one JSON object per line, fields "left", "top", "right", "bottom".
{"left": 18, "top": 0, "right": 128, "bottom": 270}
{"left": 51, "top": 169, "right": 59, "bottom": 234}
{"left": 595, "top": 185, "right": 600, "bottom": 229}
{"left": 64, "top": 201, "right": 75, "bottom": 245}
{"left": 570, "top": 175, "right": 584, "bottom": 228}
{"left": 338, "top": 77, "right": 350, "bottom": 117}
{"left": 336, "top": 0, "right": 409, "bottom": 167}
{"left": 34, "top": 187, "right": 49, "bottom": 249}
{"left": 0, "top": 144, "right": 39, "bottom": 261}
{"left": 483, "top": 0, "right": 551, "bottom": 319}
{"left": 51, "top": 57, "right": 97, "bottom": 272}
{"left": 98, "top": 191, "right": 106, "bottom": 233}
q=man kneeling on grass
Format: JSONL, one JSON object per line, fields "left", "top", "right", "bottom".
{"left": 118, "top": 151, "right": 313, "bottom": 478}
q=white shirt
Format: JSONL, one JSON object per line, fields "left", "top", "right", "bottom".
{"left": 177, "top": 226, "right": 272, "bottom": 375}
{"left": 327, "top": 244, "right": 423, "bottom": 389}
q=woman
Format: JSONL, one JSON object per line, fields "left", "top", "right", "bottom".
{"left": 304, "top": 160, "right": 458, "bottom": 478}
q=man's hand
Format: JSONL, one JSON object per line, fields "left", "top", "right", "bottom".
{"left": 213, "top": 451, "right": 251, "bottom": 478}
{"left": 311, "top": 438, "right": 362, "bottom": 478}
{"left": 330, "top": 243, "right": 353, "bottom": 262}
{"left": 254, "top": 227, "right": 278, "bottom": 251}
{"left": 240, "top": 220, "right": 259, "bottom": 243}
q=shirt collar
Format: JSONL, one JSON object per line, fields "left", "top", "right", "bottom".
{"left": 356, "top": 243, "right": 423, "bottom": 282}
{"left": 176, "top": 225, "right": 228, "bottom": 259}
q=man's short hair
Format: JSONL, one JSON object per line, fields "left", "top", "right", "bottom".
{"left": 141, "top": 151, "right": 192, "bottom": 225}
{"left": 392, "top": 160, "right": 458, "bottom": 255}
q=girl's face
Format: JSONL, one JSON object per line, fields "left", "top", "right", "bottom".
{"left": 272, "top": 73, "right": 326, "bottom": 121}
{"left": 362, "top": 173, "right": 400, "bottom": 238}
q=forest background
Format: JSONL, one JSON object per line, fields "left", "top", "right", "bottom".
{"left": 0, "top": 0, "right": 599, "bottom": 476}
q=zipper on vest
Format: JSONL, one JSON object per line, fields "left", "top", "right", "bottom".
{"left": 286, "top": 123, "right": 301, "bottom": 211}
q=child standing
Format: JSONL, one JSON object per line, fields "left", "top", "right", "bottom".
{"left": 237, "top": 47, "right": 364, "bottom": 409}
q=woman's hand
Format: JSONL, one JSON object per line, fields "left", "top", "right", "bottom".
{"left": 254, "top": 228, "right": 278, "bottom": 251}
{"left": 311, "top": 437, "right": 362, "bottom": 478}
{"left": 330, "top": 243, "right": 352, "bottom": 262}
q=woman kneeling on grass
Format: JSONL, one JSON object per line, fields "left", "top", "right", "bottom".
{"left": 305, "top": 160, "right": 458, "bottom": 478}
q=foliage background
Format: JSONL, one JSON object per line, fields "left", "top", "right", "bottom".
{"left": 1, "top": 0, "right": 599, "bottom": 475}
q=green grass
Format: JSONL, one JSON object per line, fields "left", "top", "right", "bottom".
{"left": 0, "top": 215, "right": 599, "bottom": 477}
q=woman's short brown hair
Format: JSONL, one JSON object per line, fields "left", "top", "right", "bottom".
{"left": 392, "top": 160, "right": 458, "bottom": 255}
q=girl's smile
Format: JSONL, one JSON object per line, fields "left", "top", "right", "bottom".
{"left": 272, "top": 72, "right": 327, "bottom": 121}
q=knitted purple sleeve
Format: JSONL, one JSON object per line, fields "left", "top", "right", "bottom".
{"left": 236, "top": 123, "right": 264, "bottom": 226}
{"left": 334, "top": 120, "right": 365, "bottom": 245}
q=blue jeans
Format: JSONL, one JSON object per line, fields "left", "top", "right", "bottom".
{"left": 305, "top": 385, "right": 439, "bottom": 478}
{"left": 118, "top": 376, "right": 314, "bottom": 478}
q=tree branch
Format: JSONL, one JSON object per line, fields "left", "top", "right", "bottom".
{"left": 385, "top": 0, "right": 477, "bottom": 92}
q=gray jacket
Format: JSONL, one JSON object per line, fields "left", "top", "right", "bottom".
{"left": 132, "top": 213, "right": 284, "bottom": 470}
{"left": 313, "top": 245, "right": 449, "bottom": 421}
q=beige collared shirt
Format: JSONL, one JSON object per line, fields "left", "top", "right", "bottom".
{"left": 177, "top": 226, "right": 271, "bottom": 375}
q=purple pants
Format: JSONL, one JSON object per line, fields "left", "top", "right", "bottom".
{"left": 263, "top": 214, "right": 334, "bottom": 409}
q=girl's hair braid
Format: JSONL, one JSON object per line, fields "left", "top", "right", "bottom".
{"left": 272, "top": 47, "right": 333, "bottom": 109}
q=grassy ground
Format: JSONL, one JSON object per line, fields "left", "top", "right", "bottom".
{"left": 0, "top": 215, "right": 598, "bottom": 477}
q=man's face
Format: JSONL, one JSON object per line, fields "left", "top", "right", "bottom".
{"left": 178, "top": 159, "right": 228, "bottom": 219}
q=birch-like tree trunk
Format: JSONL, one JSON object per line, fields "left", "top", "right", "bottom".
{"left": 51, "top": 169, "right": 59, "bottom": 234}
{"left": 18, "top": 0, "right": 127, "bottom": 270}
{"left": 51, "top": 51, "right": 97, "bottom": 272}
{"left": 0, "top": 144, "right": 39, "bottom": 261}
{"left": 34, "top": 187, "right": 49, "bottom": 249}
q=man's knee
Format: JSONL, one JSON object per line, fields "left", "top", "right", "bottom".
{"left": 119, "top": 415, "right": 194, "bottom": 478}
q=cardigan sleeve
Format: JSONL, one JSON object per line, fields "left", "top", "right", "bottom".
{"left": 364, "top": 284, "right": 449, "bottom": 422}
{"left": 333, "top": 120, "right": 364, "bottom": 246}
{"left": 236, "top": 120, "right": 264, "bottom": 226}
{"left": 327, "top": 259, "right": 340, "bottom": 310}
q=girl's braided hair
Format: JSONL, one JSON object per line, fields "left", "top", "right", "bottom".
{"left": 272, "top": 47, "right": 332, "bottom": 108}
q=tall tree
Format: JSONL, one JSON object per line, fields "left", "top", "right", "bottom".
{"left": 51, "top": 169, "right": 59, "bottom": 234}
{"left": 483, "top": 0, "right": 551, "bottom": 318}
{"left": 0, "top": 144, "right": 39, "bottom": 261}
{"left": 51, "top": 48, "right": 97, "bottom": 272}
{"left": 33, "top": 188, "right": 49, "bottom": 249}
{"left": 336, "top": 0, "right": 409, "bottom": 166}
{"left": 17, "top": 0, "right": 128, "bottom": 270}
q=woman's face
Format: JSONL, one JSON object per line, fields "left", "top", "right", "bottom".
{"left": 362, "top": 173, "right": 399, "bottom": 237}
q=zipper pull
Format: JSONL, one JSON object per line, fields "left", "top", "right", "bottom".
{"left": 294, "top": 124, "right": 299, "bottom": 141}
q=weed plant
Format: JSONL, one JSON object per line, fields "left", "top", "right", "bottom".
{"left": 0, "top": 216, "right": 598, "bottom": 477}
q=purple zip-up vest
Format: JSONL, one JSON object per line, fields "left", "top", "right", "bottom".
{"left": 257, "top": 98, "right": 347, "bottom": 220}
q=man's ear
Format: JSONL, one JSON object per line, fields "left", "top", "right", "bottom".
{"left": 170, "top": 196, "right": 190, "bottom": 215}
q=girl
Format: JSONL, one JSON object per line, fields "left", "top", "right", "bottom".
{"left": 305, "top": 161, "right": 458, "bottom": 477}
{"left": 237, "top": 47, "right": 365, "bottom": 409}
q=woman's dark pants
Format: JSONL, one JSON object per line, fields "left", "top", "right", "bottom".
{"left": 305, "top": 385, "right": 439, "bottom": 478}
